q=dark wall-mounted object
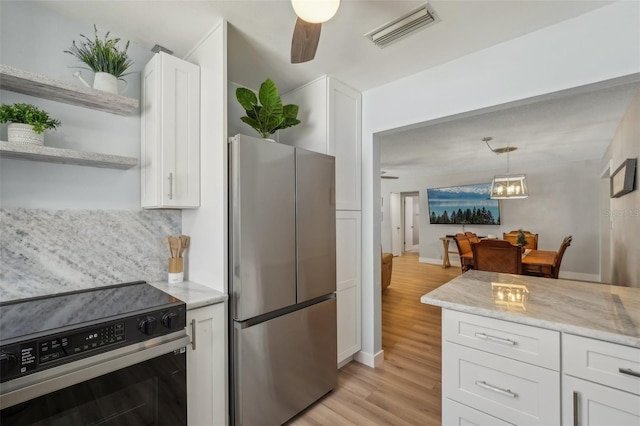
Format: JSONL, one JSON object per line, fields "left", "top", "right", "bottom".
{"left": 610, "top": 158, "right": 637, "bottom": 198}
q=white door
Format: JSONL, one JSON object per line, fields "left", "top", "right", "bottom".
{"left": 390, "top": 193, "right": 402, "bottom": 256}
{"left": 404, "top": 196, "right": 419, "bottom": 252}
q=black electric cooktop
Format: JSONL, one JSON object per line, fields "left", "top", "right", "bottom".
{"left": 0, "top": 281, "right": 183, "bottom": 345}
{"left": 0, "top": 281, "right": 186, "bottom": 383}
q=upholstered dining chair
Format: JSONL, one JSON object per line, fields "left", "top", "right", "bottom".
{"left": 454, "top": 233, "right": 474, "bottom": 272}
{"left": 472, "top": 239, "right": 523, "bottom": 274}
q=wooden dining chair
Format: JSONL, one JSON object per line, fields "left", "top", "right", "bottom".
{"left": 464, "top": 231, "right": 480, "bottom": 243}
{"left": 503, "top": 230, "right": 538, "bottom": 250}
{"left": 551, "top": 235, "right": 573, "bottom": 279}
{"left": 472, "top": 239, "right": 523, "bottom": 274}
{"left": 454, "top": 233, "right": 474, "bottom": 272}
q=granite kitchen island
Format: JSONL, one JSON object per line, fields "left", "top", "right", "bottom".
{"left": 421, "top": 270, "right": 640, "bottom": 426}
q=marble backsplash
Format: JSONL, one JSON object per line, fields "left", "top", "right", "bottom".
{"left": 0, "top": 208, "right": 181, "bottom": 301}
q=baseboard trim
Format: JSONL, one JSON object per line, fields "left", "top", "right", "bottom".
{"left": 354, "top": 349, "right": 384, "bottom": 368}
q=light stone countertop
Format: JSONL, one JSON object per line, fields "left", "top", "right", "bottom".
{"left": 421, "top": 269, "right": 640, "bottom": 348}
{"left": 150, "top": 280, "right": 227, "bottom": 310}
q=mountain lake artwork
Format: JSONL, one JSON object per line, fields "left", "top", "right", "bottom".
{"left": 427, "top": 183, "right": 500, "bottom": 225}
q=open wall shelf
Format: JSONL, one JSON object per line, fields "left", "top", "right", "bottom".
{"left": 0, "top": 141, "right": 137, "bottom": 169}
{"left": 0, "top": 64, "right": 138, "bottom": 116}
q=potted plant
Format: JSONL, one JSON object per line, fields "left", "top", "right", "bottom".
{"left": 0, "top": 103, "right": 61, "bottom": 145}
{"left": 236, "top": 78, "right": 301, "bottom": 139}
{"left": 65, "top": 25, "right": 132, "bottom": 94}
{"left": 516, "top": 229, "right": 527, "bottom": 247}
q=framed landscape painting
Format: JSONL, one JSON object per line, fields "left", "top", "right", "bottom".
{"left": 427, "top": 183, "right": 500, "bottom": 225}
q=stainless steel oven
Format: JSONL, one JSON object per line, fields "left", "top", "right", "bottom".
{"left": 0, "top": 281, "right": 189, "bottom": 425}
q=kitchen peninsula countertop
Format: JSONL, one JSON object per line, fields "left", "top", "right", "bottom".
{"left": 421, "top": 270, "right": 640, "bottom": 348}
{"left": 150, "top": 280, "right": 227, "bottom": 310}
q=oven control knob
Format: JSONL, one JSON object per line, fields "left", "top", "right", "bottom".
{"left": 0, "top": 352, "right": 19, "bottom": 377}
{"left": 161, "top": 312, "right": 178, "bottom": 329}
{"left": 138, "top": 316, "right": 158, "bottom": 335}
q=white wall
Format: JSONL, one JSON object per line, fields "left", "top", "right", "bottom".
{"left": 181, "top": 22, "right": 228, "bottom": 292}
{"left": 604, "top": 90, "right": 640, "bottom": 287}
{"left": 0, "top": 1, "right": 153, "bottom": 209}
{"left": 360, "top": 2, "right": 640, "bottom": 364}
{"left": 381, "top": 159, "right": 601, "bottom": 281}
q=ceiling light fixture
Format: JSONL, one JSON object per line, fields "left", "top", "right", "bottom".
{"left": 291, "top": 0, "right": 340, "bottom": 24}
{"left": 483, "top": 137, "right": 529, "bottom": 199}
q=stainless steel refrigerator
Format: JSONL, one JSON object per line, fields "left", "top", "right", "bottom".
{"left": 229, "top": 134, "right": 337, "bottom": 426}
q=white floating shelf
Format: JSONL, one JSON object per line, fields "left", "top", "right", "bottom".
{"left": 0, "top": 141, "right": 137, "bottom": 169}
{"left": 0, "top": 64, "right": 138, "bottom": 116}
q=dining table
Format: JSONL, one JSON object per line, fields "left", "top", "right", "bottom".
{"left": 460, "top": 248, "right": 557, "bottom": 278}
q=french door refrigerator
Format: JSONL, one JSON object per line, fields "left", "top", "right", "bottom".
{"left": 229, "top": 134, "right": 337, "bottom": 426}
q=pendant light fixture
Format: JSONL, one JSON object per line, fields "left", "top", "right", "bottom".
{"left": 483, "top": 137, "right": 529, "bottom": 199}
{"left": 291, "top": 0, "right": 341, "bottom": 23}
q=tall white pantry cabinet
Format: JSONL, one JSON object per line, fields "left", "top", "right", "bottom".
{"left": 141, "top": 52, "right": 201, "bottom": 209}
{"left": 280, "top": 76, "right": 362, "bottom": 365}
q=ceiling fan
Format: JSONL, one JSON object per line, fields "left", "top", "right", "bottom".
{"left": 380, "top": 171, "right": 398, "bottom": 179}
{"left": 290, "top": 0, "right": 341, "bottom": 64}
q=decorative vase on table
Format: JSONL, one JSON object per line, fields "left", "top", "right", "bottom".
{"left": 8, "top": 123, "right": 44, "bottom": 145}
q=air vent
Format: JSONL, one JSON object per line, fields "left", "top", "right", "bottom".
{"left": 365, "top": 3, "right": 440, "bottom": 48}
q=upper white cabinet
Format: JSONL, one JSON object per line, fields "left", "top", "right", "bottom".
{"left": 141, "top": 52, "right": 200, "bottom": 209}
{"left": 280, "top": 76, "right": 361, "bottom": 211}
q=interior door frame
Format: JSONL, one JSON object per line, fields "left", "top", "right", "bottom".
{"left": 390, "top": 193, "right": 402, "bottom": 256}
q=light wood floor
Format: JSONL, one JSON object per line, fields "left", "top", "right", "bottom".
{"left": 290, "top": 252, "right": 461, "bottom": 425}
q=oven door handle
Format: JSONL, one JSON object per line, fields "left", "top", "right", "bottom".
{"left": 0, "top": 333, "right": 190, "bottom": 410}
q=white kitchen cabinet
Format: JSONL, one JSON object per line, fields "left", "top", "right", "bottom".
{"left": 336, "top": 211, "right": 361, "bottom": 364}
{"left": 186, "top": 302, "right": 227, "bottom": 426}
{"left": 442, "top": 309, "right": 561, "bottom": 425}
{"left": 280, "top": 76, "right": 361, "bottom": 211}
{"left": 562, "top": 334, "right": 640, "bottom": 426}
{"left": 563, "top": 376, "right": 640, "bottom": 426}
{"left": 141, "top": 52, "right": 200, "bottom": 208}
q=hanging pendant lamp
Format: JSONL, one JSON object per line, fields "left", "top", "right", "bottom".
{"left": 483, "top": 137, "right": 529, "bottom": 199}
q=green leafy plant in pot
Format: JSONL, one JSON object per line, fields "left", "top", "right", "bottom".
{"left": 236, "top": 78, "right": 301, "bottom": 139}
{"left": 0, "top": 103, "right": 61, "bottom": 145}
{"left": 516, "top": 229, "right": 527, "bottom": 247}
{"left": 65, "top": 25, "right": 132, "bottom": 94}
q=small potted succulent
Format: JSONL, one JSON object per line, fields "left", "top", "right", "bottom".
{"left": 236, "top": 78, "right": 301, "bottom": 139}
{"left": 0, "top": 103, "right": 61, "bottom": 145}
{"left": 65, "top": 25, "right": 132, "bottom": 94}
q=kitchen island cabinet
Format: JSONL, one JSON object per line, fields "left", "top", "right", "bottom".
{"left": 422, "top": 270, "right": 640, "bottom": 425}
{"left": 151, "top": 281, "right": 228, "bottom": 425}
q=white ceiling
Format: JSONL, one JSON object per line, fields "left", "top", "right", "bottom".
{"left": 35, "top": 0, "right": 636, "bottom": 176}
{"left": 379, "top": 77, "right": 640, "bottom": 178}
{"left": 38, "top": 0, "right": 614, "bottom": 93}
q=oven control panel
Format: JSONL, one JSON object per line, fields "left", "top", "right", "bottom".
{"left": 0, "top": 305, "right": 185, "bottom": 383}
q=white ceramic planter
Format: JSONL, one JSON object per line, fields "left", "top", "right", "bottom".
{"left": 7, "top": 123, "right": 44, "bottom": 145}
{"left": 93, "top": 72, "right": 119, "bottom": 94}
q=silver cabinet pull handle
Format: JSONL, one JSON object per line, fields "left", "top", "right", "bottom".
{"left": 168, "top": 172, "right": 174, "bottom": 200}
{"left": 573, "top": 391, "right": 579, "bottom": 426}
{"left": 474, "top": 332, "right": 517, "bottom": 346}
{"left": 190, "top": 319, "right": 196, "bottom": 351}
{"left": 619, "top": 367, "right": 640, "bottom": 378}
{"left": 474, "top": 380, "right": 518, "bottom": 398}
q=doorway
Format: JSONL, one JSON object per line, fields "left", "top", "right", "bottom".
{"left": 390, "top": 192, "right": 420, "bottom": 255}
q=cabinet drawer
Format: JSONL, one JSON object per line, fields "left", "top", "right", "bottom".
{"left": 443, "top": 342, "right": 560, "bottom": 426}
{"left": 563, "top": 334, "right": 640, "bottom": 396}
{"left": 443, "top": 310, "right": 560, "bottom": 370}
{"left": 443, "top": 398, "right": 514, "bottom": 426}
